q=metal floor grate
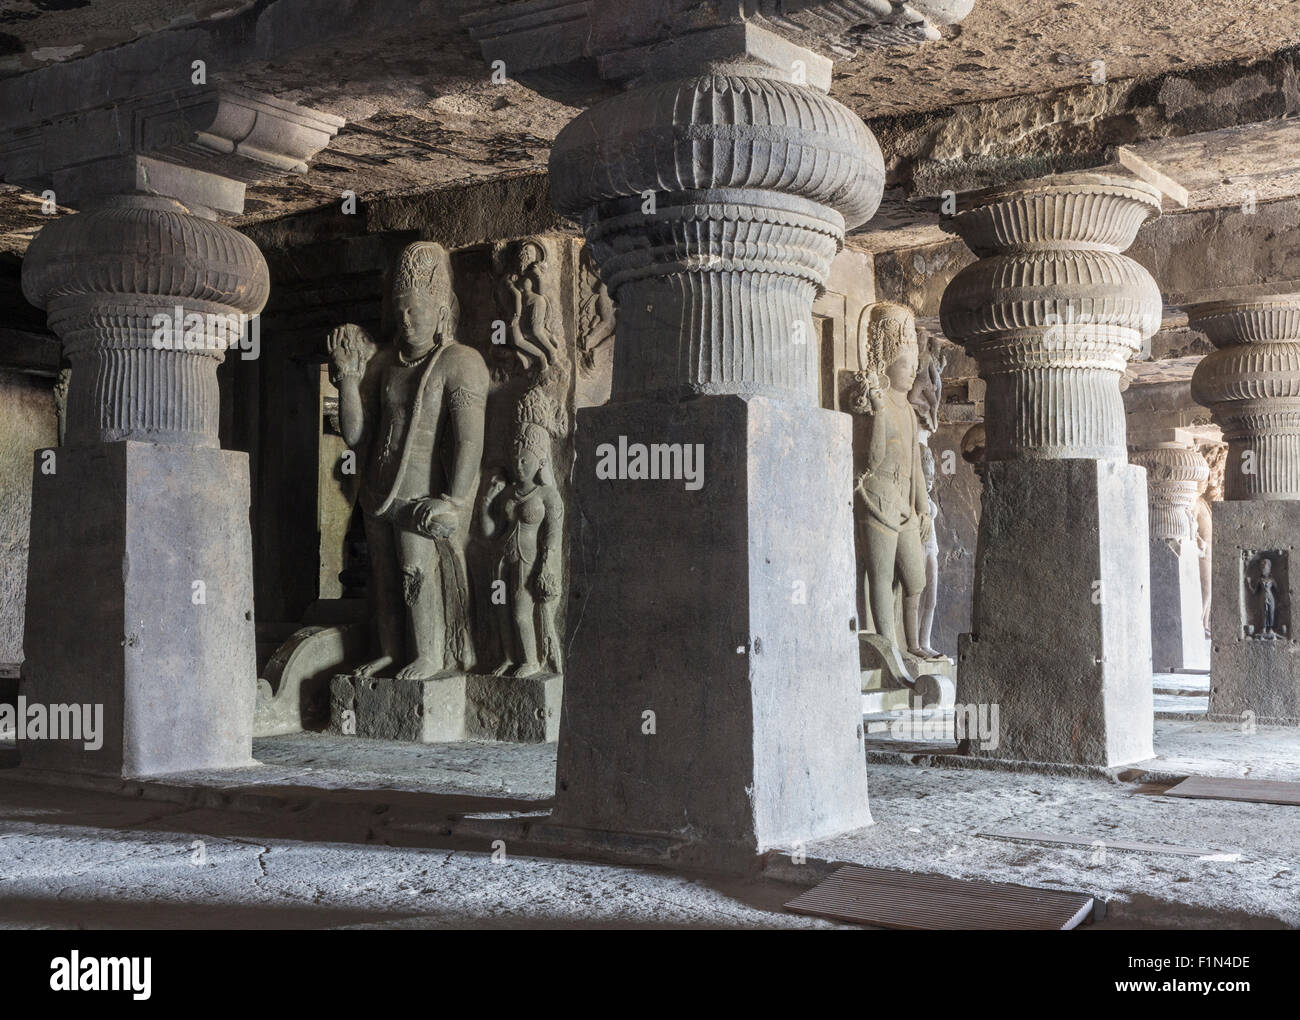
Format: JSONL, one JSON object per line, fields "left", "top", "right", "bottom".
{"left": 785, "top": 865, "right": 1094, "bottom": 930}
{"left": 1165, "top": 775, "right": 1300, "bottom": 806}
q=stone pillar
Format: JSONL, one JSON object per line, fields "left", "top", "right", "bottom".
{"left": 1190, "top": 295, "right": 1300, "bottom": 722}
{"left": 546, "top": 37, "right": 882, "bottom": 854}
{"left": 940, "top": 173, "right": 1162, "bottom": 766}
{"left": 18, "top": 194, "right": 268, "bottom": 776}
{"left": 5, "top": 91, "right": 342, "bottom": 776}
{"left": 1129, "top": 431, "right": 1209, "bottom": 672}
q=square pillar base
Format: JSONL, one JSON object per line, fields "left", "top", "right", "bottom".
{"left": 957, "top": 459, "right": 1154, "bottom": 766}
{"left": 19, "top": 442, "right": 257, "bottom": 777}
{"left": 1150, "top": 538, "right": 1209, "bottom": 672}
{"left": 552, "top": 396, "right": 871, "bottom": 854}
{"left": 1208, "top": 501, "right": 1300, "bottom": 724}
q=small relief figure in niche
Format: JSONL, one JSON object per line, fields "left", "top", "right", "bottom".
{"left": 478, "top": 386, "right": 565, "bottom": 679}
{"left": 327, "top": 241, "right": 488, "bottom": 681}
{"left": 852, "top": 302, "right": 935, "bottom": 677}
{"left": 577, "top": 246, "right": 615, "bottom": 373}
{"left": 1246, "top": 554, "right": 1281, "bottom": 640}
{"left": 493, "top": 238, "right": 562, "bottom": 378}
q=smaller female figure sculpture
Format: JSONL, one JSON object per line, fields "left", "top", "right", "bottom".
{"left": 1247, "top": 556, "right": 1279, "bottom": 639}
{"left": 478, "top": 386, "right": 565, "bottom": 678}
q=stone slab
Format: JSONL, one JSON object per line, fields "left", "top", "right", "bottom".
{"left": 328, "top": 672, "right": 561, "bottom": 743}
{"left": 20, "top": 442, "right": 256, "bottom": 777}
{"left": 1208, "top": 500, "right": 1300, "bottom": 724}
{"left": 553, "top": 395, "right": 871, "bottom": 853}
{"left": 1149, "top": 538, "right": 1209, "bottom": 672}
{"left": 957, "top": 458, "right": 1155, "bottom": 767}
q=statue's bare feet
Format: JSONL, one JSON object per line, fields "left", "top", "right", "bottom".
{"left": 912, "top": 645, "right": 942, "bottom": 660}
{"left": 395, "top": 656, "right": 441, "bottom": 680}
{"left": 353, "top": 655, "right": 393, "bottom": 678}
{"left": 491, "top": 660, "right": 514, "bottom": 677}
{"left": 513, "top": 661, "right": 542, "bottom": 679}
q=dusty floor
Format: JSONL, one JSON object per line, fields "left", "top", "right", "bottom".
{"left": 0, "top": 716, "right": 1297, "bottom": 929}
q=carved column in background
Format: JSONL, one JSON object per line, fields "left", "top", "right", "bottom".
{"left": 940, "top": 173, "right": 1162, "bottom": 766}
{"left": 5, "top": 88, "right": 342, "bottom": 776}
{"left": 1130, "top": 432, "right": 1209, "bottom": 672}
{"left": 1190, "top": 295, "right": 1300, "bottom": 722}
{"left": 546, "top": 36, "right": 882, "bottom": 852}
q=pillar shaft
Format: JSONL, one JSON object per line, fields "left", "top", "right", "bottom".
{"left": 1189, "top": 296, "right": 1300, "bottom": 721}
{"left": 548, "top": 57, "right": 882, "bottom": 852}
{"left": 942, "top": 173, "right": 1161, "bottom": 766}
{"left": 1130, "top": 437, "right": 1209, "bottom": 672}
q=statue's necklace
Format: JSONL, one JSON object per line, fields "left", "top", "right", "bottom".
{"left": 397, "top": 344, "right": 437, "bottom": 367}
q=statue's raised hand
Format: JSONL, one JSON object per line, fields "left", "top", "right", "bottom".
{"left": 326, "top": 324, "right": 376, "bottom": 383}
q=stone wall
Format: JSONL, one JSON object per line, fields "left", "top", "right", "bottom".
{"left": 0, "top": 370, "right": 56, "bottom": 666}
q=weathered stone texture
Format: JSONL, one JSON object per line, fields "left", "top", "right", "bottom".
{"left": 0, "top": 372, "right": 55, "bottom": 667}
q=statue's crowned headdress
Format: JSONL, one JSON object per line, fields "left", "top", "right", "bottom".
{"left": 858, "top": 301, "right": 918, "bottom": 377}
{"left": 393, "top": 241, "right": 460, "bottom": 331}
{"left": 513, "top": 385, "right": 565, "bottom": 459}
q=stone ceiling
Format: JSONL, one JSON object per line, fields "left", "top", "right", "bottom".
{"left": 1, "top": 0, "right": 1299, "bottom": 255}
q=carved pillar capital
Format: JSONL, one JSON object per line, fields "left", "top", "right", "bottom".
{"left": 550, "top": 65, "right": 883, "bottom": 404}
{"left": 939, "top": 173, "right": 1163, "bottom": 460}
{"left": 1189, "top": 294, "right": 1300, "bottom": 500}
{"left": 22, "top": 195, "right": 269, "bottom": 446}
{"left": 1130, "top": 435, "right": 1209, "bottom": 542}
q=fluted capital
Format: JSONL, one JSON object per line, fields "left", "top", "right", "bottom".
{"left": 939, "top": 173, "right": 1162, "bottom": 461}
{"left": 23, "top": 196, "right": 269, "bottom": 316}
{"left": 549, "top": 66, "right": 885, "bottom": 405}
{"left": 1130, "top": 441, "right": 1208, "bottom": 542}
{"left": 21, "top": 195, "right": 269, "bottom": 447}
{"left": 549, "top": 72, "right": 883, "bottom": 229}
{"left": 1189, "top": 293, "right": 1300, "bottom": 500}
{"left": 946, "top": 173, "right": 1161, "bottom": 257}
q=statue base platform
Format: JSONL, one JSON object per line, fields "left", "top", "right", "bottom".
{"left": 1208, "top": 501, "right": 1300, "bottom": 724}
{"left": 327, "top": 671, "right": 562, "bottom": 743}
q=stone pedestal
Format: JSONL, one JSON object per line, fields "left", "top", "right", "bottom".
{"left": 1130, "top": 434, "right": 1210, "bottom": 672}
{"left": 1190, "top": 296, "right": 1300, "bottom": 723}
{"left": 1205, "top": 502, "right": 1300, "bottom": 722}
{"left": 956, "top": 459, "right": 1154, "bottom": 765}
{"left": 941, "top": 174, "right": 1163, "bottom": 766}
{"left": 328, "top": 672, "right": 561, "bottom": 743}
{"left": 20, "top": 443, "right": 257, "bottom": 776}
{"left": 555, "top": 396, "right": 868, "bottom": 849}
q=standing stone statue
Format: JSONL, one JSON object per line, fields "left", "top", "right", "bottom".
{"left": 478, "top": 385, "right": 566, "bottom": 678}
{"left": 852, "top": 302, "right": 934, "bottom": 675}
{"left": 326, "top": 241, "right": 489, "bottom": 681}
{"left": 1196, "top": 443, "right": 1226, "bottom": 638}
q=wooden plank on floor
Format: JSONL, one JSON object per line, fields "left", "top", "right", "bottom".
{"left": 977, "top": 829, "right": 1233, "bottom": 858}
{"left": 784, "top": 865, "right": 1093, "bottom": 930}
{"left": 1166, "top": 775, "right": 1300, "bottom": 806}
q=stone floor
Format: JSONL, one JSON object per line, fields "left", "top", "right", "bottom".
{"left": 0, "top": 717, "right": 1298, "bottom": 929}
